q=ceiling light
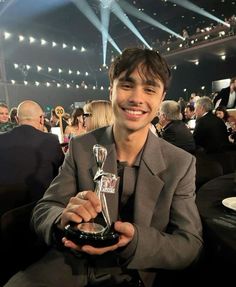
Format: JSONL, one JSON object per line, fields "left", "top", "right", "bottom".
{"left": 29, "top": 36, "right": 35, "bottom": 43}
{"left": 4, "top": 32, "right": 11, "bottom": 39}
{"left": 41, "top": 39, "right": 47, "bottom": 45}
{"left": 19, "top": 35, "right": 25, "bottom": 42}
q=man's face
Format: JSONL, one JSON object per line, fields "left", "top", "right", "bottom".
{"left": 184, "top": 107, "right": 195, "bottom": 120}
{"left": 194, "top": 104, "right": 204, "bottom": 119}
{"left": 0, "top": 107, "right": 9, "bottom": 123}
{"left": 110, "top": 68, "right": 165, "bottom": 133}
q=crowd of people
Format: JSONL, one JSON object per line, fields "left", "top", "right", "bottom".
{"left": 0, "top": 47, "right": 235, "bottom": 287}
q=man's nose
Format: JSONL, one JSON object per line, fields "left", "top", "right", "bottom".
{"left": 128, "top": 87, "right": 144, "bottom": 104}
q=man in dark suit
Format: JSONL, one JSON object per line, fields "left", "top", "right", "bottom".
{"left": 5, "top": 48, "right": 203, "bottom": 287}
{"left": 0, "top": 100, "right": 64, "bottom": 202}
{"left": 213, "top": 77, "right": 236, "bottom": 108}
{"left": 193, "top": 96, "right": 229, "bottom": 153}
{"left": 159, "top": 100, "right": 196, "bottom": 153}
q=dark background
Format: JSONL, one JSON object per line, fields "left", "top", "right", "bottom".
{"left": 0, "top": 0, "right": 235, "bottom": 112}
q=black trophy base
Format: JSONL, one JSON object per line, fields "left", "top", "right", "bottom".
{"left": 64, "top": 223, "right": 119, "bottom": 248}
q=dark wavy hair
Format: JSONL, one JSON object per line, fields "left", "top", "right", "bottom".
{"left": 109, "top": 47, "right": 171, "bottom": 92}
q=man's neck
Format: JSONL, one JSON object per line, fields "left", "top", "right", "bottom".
{"left": 113, "top": 125, "right": 149, "bottom": 166}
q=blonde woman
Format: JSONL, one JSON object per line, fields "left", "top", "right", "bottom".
{"left": 83, "top": 100, "right": 114, "bottom": 132}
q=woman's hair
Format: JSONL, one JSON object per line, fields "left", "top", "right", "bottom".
{"left": 71, "top": 107, "right": 84, "bottom": 126}
{"left": 83, "top": 100, "right": 114, "bottom": 131}
{"left": 215, "top": 105, "right": 229, "bottom": 122}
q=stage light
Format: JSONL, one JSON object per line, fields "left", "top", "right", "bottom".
{"left": 37, "top": 65, "right": 42, "bottom": 72}
{"left": 81, "top": 46, "right": 86, "bottom": 52}
{"left": 4, "top": 31, "right": 11, "bottom": 39}
{"left": 19, "top": 35, "right": 25, "bottom": 42}
{"left": 76, "top": 70, "right": 81, "bottom": 75}
{"left": 57, "top": 83, "right": 61, "bottom": 87}
{"left": 169, "top": 0, "right": 230, "bottom": 27}
{"left": 48, "top": 67, "right": 52, "bottom": 72}
{"left": 29, "top": 36, "right": 35, "bottom": 44}
{"left": 24, "top": 81, "right": 28, "bottom": 85}
{"left": 52, "top": 41, "right": 57, "bottom": 47}
{"left": 46, "top": 82, "right": 51, "bottom": 87}
{"left": 35, "top": 81, "right": 40, "bottom": 86}
{"left": 68, "top": 69, "right": 73, "bottom": 74}
{"left": 119, "top": 1, "right": 184, "bottom": 40}
{"left": 41, "top": 39, "right": 47, "bottom": 45}
{"left": 58, "top": 68, "right": 62, "bottom": 73}
{"left": 62, "top": 43, "right": 67, "bottom": 49}
{"left": 11, "top": 80, "right": 15, "bottom": 84}
{"left": 72, "top": 46, "right": 77, "bottom": 51}
{"left": 26, "top": 65, "right": 31, "bottom": 70}
{"left": 111, "top": 1, "right": 151, "bottom": 49}
{"left": 14, "top": 63, "right": 19, "bottom": 69}
{"left": 71, "top": 0, "right": 121, "bottom": 55}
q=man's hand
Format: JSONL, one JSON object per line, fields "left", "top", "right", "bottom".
{"left": 58, "top": 191, "right": 102, "bottom": 230}
{"left": 62, "top": 221, "right": 135, "bottom": 255}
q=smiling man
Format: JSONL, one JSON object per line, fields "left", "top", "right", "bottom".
{"left": 5, "top": 48, "right": 203, "bottom": 287}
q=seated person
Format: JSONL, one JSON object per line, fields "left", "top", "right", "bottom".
{"left": 158, "top": 100, "right": 196, "bottom": 153}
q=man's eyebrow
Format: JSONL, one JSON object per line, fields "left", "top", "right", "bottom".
{"left": 145, "top": 79, "right": 160, "bottom": 87}
{"left": 118, "top": 76, "right": 134, "bottom": 83}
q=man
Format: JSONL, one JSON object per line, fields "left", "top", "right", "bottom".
{"left": 193, "top": 96, "right": 229, "bottom": 153}
{"left": 159, "top": 100, "right": 195, "bottom": 153}
{"left": 0, "top": 103, "right": 16, "bottom": 132}
{"left": 213, "top": 77, "right": 236, "bottom": 108}
{"left": 0, "top": 100, "right": 64, "bottom": 202}
{"left": 5, "top": 48, "right": 203, "bottom": 287}
{"left": 184, "top": 104, "right": 196, "bottom": 131}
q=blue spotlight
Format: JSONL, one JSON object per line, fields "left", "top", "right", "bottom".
{"left": 169, "top": 0, "right": 230, "bottom": 27}
{"left": 100, "top": 1, "right": 111, "bottom": 66}
{"left": 71, "top": 0, "right": 121, "bottom": 54}
{"left": 119, "top": 0, "right": 185, "bottom": 40}
{"left": 111, "top": 1, "right": 151, "bottom": 49}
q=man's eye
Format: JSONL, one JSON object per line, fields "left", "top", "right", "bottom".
{"left": 145, "top": 88, "right": 156, "bottom": 93}
{"left": 121, "top": 83, "right": 132, "bottom": 88}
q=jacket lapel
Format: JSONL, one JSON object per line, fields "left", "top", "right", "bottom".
{"left": 134, "top": 132, "right": 166, "bottom": 226}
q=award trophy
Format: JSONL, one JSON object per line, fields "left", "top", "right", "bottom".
{"left": 65, "top": 144, "right": 119, "bottom": 247}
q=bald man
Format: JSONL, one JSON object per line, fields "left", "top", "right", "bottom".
{"left": 0, "top": 100, "right": 64, "bottom": 202}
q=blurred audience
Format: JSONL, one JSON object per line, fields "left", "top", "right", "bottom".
{"left": 64, "top": 107, "right": 86, "bottom": 141}
{"left": 0, "top": 100, "right": 64, "bottom": 202}
{"left": 193, "top": 97, "right": 229, "bottom": 153}
{"left": 158, "top": 100, "right": 196, "bottom": 153}
{"left": 213, "top": 76, "right": 236, "bottom": 108}
{"left": 0, "top": 103, "right": 17, "bottom": 132}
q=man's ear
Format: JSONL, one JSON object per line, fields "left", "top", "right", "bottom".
{"left": 109, "top": 86, "right": 113, "bottom": 101}
{"left": 161, "top": 91, "right": 166, "bottom": 101}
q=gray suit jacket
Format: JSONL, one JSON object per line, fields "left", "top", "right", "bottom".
{"left": 32, "top": 126, "right": 203, "bottom": 287}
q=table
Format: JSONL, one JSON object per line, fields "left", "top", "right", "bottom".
{"left": 196, "top": 173, "right": 236, "bottom": 266}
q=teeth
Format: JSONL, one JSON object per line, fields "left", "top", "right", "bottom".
{"left": 125, "top": 109, "right": 143, "bottom": 115}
